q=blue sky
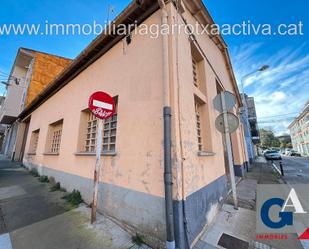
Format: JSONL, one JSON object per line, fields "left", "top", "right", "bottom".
{"left": 0, "top": 0, "right": 308, "bottom": 134}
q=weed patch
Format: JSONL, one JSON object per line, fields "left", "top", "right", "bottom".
{"left": 30, "top": 168, "right": 39, "bottom": 177}
{"left": 132, "top": 233, "right": 145, "bottom": 246}
{"left": 50, "top": 182, "right": 61, "bottom": 192}
{"left": 38, "top": 175, "right": 49, "bottom": 183}
{"left": 62, "top": 190, "right": 82, "bottom": 206}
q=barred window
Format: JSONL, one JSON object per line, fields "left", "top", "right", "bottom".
{"left": 45, "top": 119, "right": 63, "bottom": 154}
{"left": 84, "top": 97, "right": 118, "bottom": 153}
{"left": 51, "top": 129, "right": 62, "bottom": 153}
{"left": 195, "top": 102, "right": 203, "bottom": 151}
{"left": 191, "top": 42, "right": 206, "bottom": 95}
{"left": 85, "top": 113, "right": 98, "bottom": 152}
{"left": 28, "top": 129, "right": 40, "bottom": 154}
{"left": 192, "top": 58, "right": 198, "bottom": 87}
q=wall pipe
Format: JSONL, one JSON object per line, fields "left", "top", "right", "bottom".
{"left": 158, "top": 0, "right": 176, "bottom": 249}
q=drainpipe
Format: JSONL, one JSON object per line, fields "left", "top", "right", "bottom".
{"left": 158, "top": 1, "right": 176, "bottom": 249}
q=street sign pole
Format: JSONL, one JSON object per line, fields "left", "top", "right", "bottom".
{"left": 220, "top": 92, "right": 238, "bottom": 210}
{"left": 91, "top": 118, "right": 103, "bottom": 224}
{"left": 88, "top": 91, "right": 115, "bottom": 224}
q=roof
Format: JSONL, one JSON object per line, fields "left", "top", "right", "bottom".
{"left": 19, "top": 0, "right": 241, "bottom": 119}
{"left": 19, "top": 47, "right": 72, "bottom": 61}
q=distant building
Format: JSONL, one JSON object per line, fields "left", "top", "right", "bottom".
{"left": 246, "top": 95, "right": 260, "bottom": 145}
{"left": 0, "top": 48, "right": 72, "bottom": 160}
{"left": 288, "top": 101, "right": 309, "bottom": 156}
{"left": 276, "top": 134, "right": 292, "bottom": 144}
{"left": 0, "top": 96, "right": 6, "bottom": 150}
{"left": 240, "top": 94, "right": 259, "bottom": 164}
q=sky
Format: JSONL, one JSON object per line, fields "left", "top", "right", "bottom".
{"left": 0, "top": 0, "right": 308, "bottom": 135}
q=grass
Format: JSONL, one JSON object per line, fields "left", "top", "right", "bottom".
{"left": 29, "top": 168, "right": 39, "bottom": 177}
{"left": 38, "top": 175, "right": 49, "bottom": 183}
{"left": 132, "top": 233, "right": 145, "bottom": 246}
{"left": 62, "top": 190, "right": 82, "bottom": 206}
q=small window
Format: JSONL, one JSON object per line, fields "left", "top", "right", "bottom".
{"left": 194, "top": 95, "right": 212, "bottom": 152}
{"left": 191, "top": 42, "right": 206, "bottom": 94}
{"left": 28, "top": 129, "right": 40, "bottom": 154}
{"left": 195, "top": 100, "right": 204, "bottom": 151}
{"left": 45, "top": 119, "right": 63, "bottom": 154}
{"left": 79, "top": 97, "right": 118, "bottom": 153}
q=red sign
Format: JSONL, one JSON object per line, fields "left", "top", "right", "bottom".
{"left": 88, "top": 91, "right": 115, "bottom": 120}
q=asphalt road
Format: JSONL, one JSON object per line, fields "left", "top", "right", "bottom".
{"left": 276, "top": 156, "right": 309, "bottom": 184}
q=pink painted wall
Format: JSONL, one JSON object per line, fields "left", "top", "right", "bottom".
{"left": 24, "top": 11, "right": 166, "bottom": 198}
{"left": 23, "top": 2, "right": 247, "bottom": 204}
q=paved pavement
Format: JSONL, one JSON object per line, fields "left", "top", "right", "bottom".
{"left": 0, "top": 157, "right": 149, "bottom": 249}
{"left": 193, "top": 157, "right": 303, "bottom": 249}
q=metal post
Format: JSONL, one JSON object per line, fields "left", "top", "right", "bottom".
{"left": 220, "top": 92, "right": 238, "bottom": 210}
{"left": 91, "top": 119, "right": 103, "bottom": 224}
{"left": 280, "top": 161, "right": 284, "bottom": 176}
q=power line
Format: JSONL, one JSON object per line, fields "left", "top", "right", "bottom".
{"left": 258, "top": 112, "right": 299, "bottom": 119}
{"left": 0, "top": 70, "right": 9, "bottom": 76}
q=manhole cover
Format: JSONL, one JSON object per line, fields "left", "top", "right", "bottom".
{"left": 218, "top": 233, "right": 249, "bottom": 249}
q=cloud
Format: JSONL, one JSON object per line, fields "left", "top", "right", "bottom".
{"left": 230, "top": 43, "right": 309, "bottom": 135}
{"left": 271, "top": 92, "right": 287, "bottom": 103}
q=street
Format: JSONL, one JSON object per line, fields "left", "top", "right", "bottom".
{"left": 274, "top": 156, "right": 309, "bottom": 184}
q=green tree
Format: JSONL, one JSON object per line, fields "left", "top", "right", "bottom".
{"left": 259, "top": 129, "right": 280, "bottom": 148}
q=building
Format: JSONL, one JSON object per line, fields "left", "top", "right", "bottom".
{"left": 0, "top": 48, "right": 72, "bottom": 161}
{"left": 0, "top": 96, "right": 6, "bottom": 150}
{"left": 239, "top": 94, "right": 259, "bottom": 164}
{"left": 288, "top": 101, "right": 309, "bottom": 156}
{"left": 17, "top": 1, "right": 248, "bottom": 248}
{"left": 246, "top": 95, "right": 260, "bottom": 155}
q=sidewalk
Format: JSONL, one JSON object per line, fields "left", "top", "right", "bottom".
{"left": 194, "top": 157, "right": 303, "bottom": 249}
{"left": 0, "top": 157, "right": 150, "bottom": 249}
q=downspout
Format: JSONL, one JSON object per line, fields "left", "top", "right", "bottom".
{"left": 158, "top": 1, "right": 176, "bottom": 249}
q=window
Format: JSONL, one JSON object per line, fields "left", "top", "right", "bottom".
{"left": 28, "top": 129, "right": 40, "bottom": 154}
{"left": 194, "top": 95, "right": 213, "bottom": 153}
{"left": 192, "top": 57, "right": 198, "bottom": 87}
{"left": 195, "top": 102, "right": 203, "bottom": 151}
{"left": 45, "top": 119, "right": 63, "bottom": 154}
{"left": 103, "top": 109, "right": 117, "bottom": 152}
{"left": 191, "top": 42, "right": 206, "bottom": 94}
{"left": 78, "top": 97, "right": 118, "bottom": 154}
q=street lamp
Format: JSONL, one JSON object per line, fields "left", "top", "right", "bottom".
{"left": 240, "top": 65, "right": 269, "bottom": 168}
{"left": 241, "top": 65, "right": 269, "bottom": 98}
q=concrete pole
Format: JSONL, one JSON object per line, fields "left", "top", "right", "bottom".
{"left": 221, "top": 92, "right": 238, "bottom": 210}
{"left": 91, "top": 119, "right": 103, "bottom": 224}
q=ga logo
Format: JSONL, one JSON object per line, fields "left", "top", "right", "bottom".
{"left": 261, "top": 188, "right": 307, "bottom": 229}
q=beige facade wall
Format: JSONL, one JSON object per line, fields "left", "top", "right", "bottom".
{"left": 168, "top": 4, "right": 247, "bottom": 199}
{"left": 21, "top": 2, "right": 248, "bottom": 246}
{"left": 24, "top": 11, "right": 165, "bottom": 198}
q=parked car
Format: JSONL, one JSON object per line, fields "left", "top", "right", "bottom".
{"left": 287, "top": 150, "right": 301, "bottom": 157}
{"left": 264, "top": 150, "right": 282, "bottom": 160}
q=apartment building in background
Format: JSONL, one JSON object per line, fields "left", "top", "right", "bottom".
{"left": 17, "top": 1, "right": 248, "bottom": 248}
{"left": 0, "top": 48, "right": 71, "bottom": 161}
{"left": 246, "top": 95, "right": 260, "bottom": 155}
{"left": 289, "top": 101, "right": 309, "bottom": 156}
{"left": 0, "top": 96, "right": 6, "bottom": 149}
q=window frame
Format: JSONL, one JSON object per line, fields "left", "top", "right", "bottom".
{"left": 28, "top": 129, "right": 40, "bottom": 155}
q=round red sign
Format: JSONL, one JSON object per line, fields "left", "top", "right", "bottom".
{"left": 88, "top": 91, "right": 115, "bottom": 120}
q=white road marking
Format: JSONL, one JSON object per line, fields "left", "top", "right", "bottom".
{"left": 0, "top": 233, "right": 13, "bottom": 249}
{"left": 93, "top": 100, "right": 113, "bottom": 110}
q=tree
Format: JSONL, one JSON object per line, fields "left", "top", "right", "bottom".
{"left": 259, "top": 128, "right": 280, "bottom": 148}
